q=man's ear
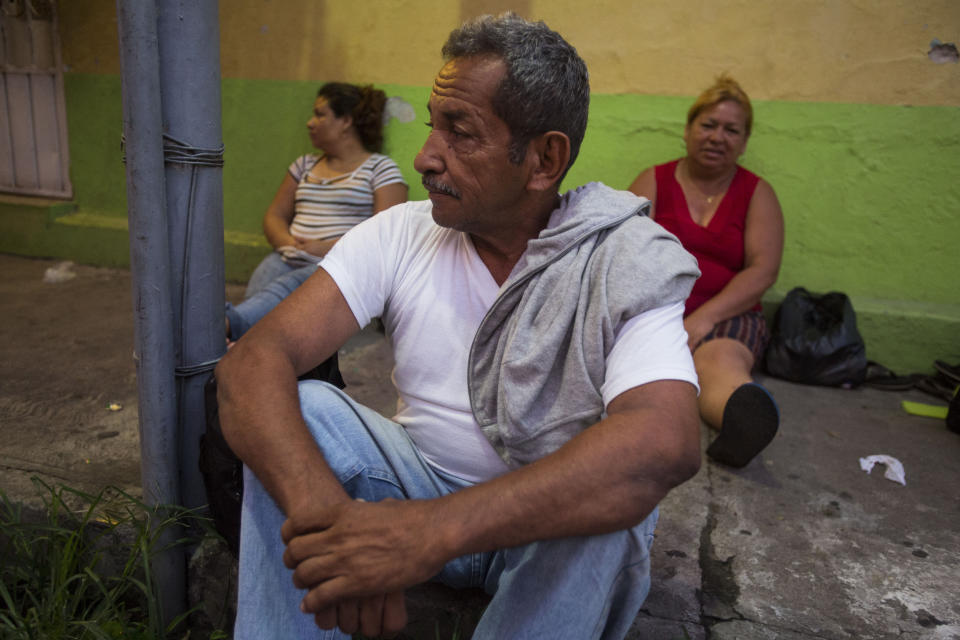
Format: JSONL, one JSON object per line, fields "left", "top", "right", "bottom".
{"left": 526, "top": 131, "right": 571, "bottom": 192}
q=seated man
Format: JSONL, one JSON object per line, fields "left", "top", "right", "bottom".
{"left": 216, "top": 12, "right": 702, "bottom": 640}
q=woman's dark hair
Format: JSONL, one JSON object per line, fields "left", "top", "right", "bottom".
{"left": 317, "top": 82, "right": 387, "bottom": 152}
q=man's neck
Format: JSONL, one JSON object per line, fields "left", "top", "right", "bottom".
{"left": 471, "top": 192, "right": 560, "bottom": 286}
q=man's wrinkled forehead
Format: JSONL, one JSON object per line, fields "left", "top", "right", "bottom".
{"left": 431, "top": 58, "right": 459, "bottom": 93}
{"left": 426, "top": 56, "right": 505, "bottom": 117}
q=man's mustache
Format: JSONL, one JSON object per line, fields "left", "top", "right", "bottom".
{"left": 421, "top": 174, "right": 461, "bottom": 199}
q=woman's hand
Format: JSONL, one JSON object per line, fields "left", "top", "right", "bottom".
{"left": 684, "top": 312, "right": 715, "bottom": 352}
{"left": 293, "top": 236, "right": 337, "bottom": 259}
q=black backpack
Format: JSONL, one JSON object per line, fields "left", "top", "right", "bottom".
{"left": 199, "top": 355, "right": 345, "bottom": 556}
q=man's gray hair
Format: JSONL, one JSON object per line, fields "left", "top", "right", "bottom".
{"left": 442, "top": 13, "right": 590, "bottom": 176}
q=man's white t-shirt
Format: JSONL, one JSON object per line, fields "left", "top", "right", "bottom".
{"left": 321, "top": 201, "right": 698, "bottom": 483}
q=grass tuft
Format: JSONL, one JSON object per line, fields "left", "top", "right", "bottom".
{"left": 0, "top": 478, "right": 222, "bottom": 639}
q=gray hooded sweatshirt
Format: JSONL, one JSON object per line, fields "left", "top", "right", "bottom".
{"left": 468, "top": 182, "right": 700, "bottom": 468}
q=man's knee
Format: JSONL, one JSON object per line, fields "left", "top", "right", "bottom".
{"left": 295, "top": 380, "right": 408, "bottom": 501}
{"left": 296, "top": 380, "right": 368, "bottom": 472}
{"left": 297, "top": 379, "right": 361, "bottom": 436}
{"left": 298, "top": 378, "right": 347, "bottom": 408}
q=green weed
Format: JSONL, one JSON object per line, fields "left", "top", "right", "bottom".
{"left": 0, "top": 478, "right": 215, "bottom": 639}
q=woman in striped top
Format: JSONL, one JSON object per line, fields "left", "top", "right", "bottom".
{"left": 244, "top": 82, "right": 408, "bottom": 298}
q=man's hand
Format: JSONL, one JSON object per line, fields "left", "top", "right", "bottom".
{"left": 281, "top": 498, "right": 450, "bottom": 632}
{"left": 310, "top": 591, "right": 407, "bottom": 638}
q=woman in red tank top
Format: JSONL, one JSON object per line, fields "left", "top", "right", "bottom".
{"left": 628, "top": 76, "right": 785, "bottom": 469}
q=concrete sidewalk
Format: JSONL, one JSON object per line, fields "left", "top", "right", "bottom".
{"left": 1, "top": 254, "right": 958, "bottom": 639}
{"left": 637, "top": 375, "right": 959, "bottom": 639}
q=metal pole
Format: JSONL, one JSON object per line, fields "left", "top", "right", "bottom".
{"left": 115, "top": 0, "right": 185, "bottom": 627}
{"left": 156, "top": 0, "right": 226, "bottom": 511}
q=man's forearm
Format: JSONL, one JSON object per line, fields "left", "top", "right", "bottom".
{"left": 432, "top": 380, "right": 701, "bottom": 556}
{"left": 287, "top": 380, "right": 702, "bottom": 613}
{"left": 216, "top": 341, "right": 349, "bottom": 516}
{"left": 217, "top": 267, "right": 362, "bottom": 516}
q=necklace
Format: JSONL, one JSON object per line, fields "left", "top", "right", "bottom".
{"left": 688, "top": 178, "right": 723, "bottom": 205}
{"left": 682, "top": 160, "right": 732, "bottom": 206}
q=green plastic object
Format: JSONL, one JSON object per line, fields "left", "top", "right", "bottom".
{"left": 901, "top": 400, "right": 949, "bottom": 419}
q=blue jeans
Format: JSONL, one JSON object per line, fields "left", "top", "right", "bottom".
{"left": 244, "top": 251, "right": 315, "bottom": 299}
{"left": 227, "top": 263, "right": 317, "bottom": 341}
{"left": 235, "top": 381, "right": 658, "bottom": 640}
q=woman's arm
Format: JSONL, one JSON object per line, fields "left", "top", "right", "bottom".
{"left": 683, "top": 179, "right": 784, "bottom": 346}
{"left": 373, "top": 182, "right": 408, "bottom": 213}
{"left": 627, "top": 167, "right": 658, "bottom": 218}
{"left": 295, "top": 181, "right": 409, "bottom": 257}
{"left": 262, "top": 173, "right": 300, "bottom": 250}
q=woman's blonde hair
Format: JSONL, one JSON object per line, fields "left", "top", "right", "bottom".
{"left": 686, "top": 74, "right": 753, "bottom": 136}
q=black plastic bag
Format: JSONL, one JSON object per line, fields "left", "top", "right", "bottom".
{"left": 199, "top": 355, "right": 345, "bottom": 556}
{"left": 764, "top": 287, "right": 867, "bottom": 387}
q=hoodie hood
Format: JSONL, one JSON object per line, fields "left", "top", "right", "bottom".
{"left": 467, "top": 182, "right": 700, "bottom": 467}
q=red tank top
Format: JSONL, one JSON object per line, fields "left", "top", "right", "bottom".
{"left": 654, "top": 159, "right": 760, "bottom": 316}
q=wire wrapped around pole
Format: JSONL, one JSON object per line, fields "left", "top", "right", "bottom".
{"left": 163, "top": 134, "right": 224, "bottom": 167}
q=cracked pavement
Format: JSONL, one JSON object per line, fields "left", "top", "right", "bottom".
{"left": 631, "top": 377, "right": 960, "bottom": 639}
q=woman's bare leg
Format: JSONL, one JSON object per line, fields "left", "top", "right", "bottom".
{"left": 694, "top": 338, "right": 779, "bottom": 467}
{"left": 693, "top": 338, "right": 754, "bottom": 430}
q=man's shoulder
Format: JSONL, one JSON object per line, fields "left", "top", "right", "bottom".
{"left": 361, "top": 199, "right": 454, "bottom": 245}
{"left": 606, "top": 213, "right": 698, "bottom": 271}
{"left": 375, "top": 199, "right": 434, "bottom": 225}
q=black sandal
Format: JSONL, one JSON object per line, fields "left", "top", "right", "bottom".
{"left": 914, "top": 373, "right": 958, "bottom": 402}
{"left": 862, "top": 361, "right": 918, "bottom": 391}
{"left": 933, "top": 360, "right": 960, "bottom": 386}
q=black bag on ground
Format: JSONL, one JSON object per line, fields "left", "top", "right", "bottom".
{"left": 199, "top": 355, "right": 345, "bottom": 556}
{"left": 764, "top": 287, "right": 867, "bottom": 387}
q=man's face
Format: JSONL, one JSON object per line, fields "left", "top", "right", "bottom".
{"left": 413, "top": 56, "right": 531, "bottom": 234}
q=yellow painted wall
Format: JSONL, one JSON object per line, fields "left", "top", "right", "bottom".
{"left": 546, "top": 0, "right": 960, "bottom": 104}
{"left": 61, "top": 0, "right": 959, "bottom": 105}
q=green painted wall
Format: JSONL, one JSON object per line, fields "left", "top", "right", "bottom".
{"left": 225, "top": 78, "right": 960, "bottom": 315}
{"left": 579, "top": 94, "right": 960, "bottom": 307}
{"left": 3, "top": 70, "right": 957, "bottom": 373}
{"left": 64, "top": 73, "right": 126, "bottom": 216}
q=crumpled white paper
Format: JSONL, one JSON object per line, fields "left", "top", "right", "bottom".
{"left": 859, "top": 454, "right": 906, "bottom": 486}
{"left": 42, "top": 260, "right": 76, "bottom": 283}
